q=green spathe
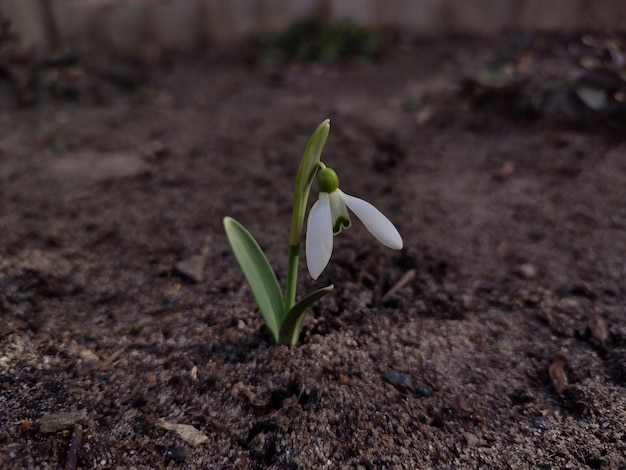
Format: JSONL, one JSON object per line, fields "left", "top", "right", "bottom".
{"left": 284, "top": 119, "right": 330, "bottom": 311}
{"left": 289, "top": 120, "right": 330, "bottom": 247}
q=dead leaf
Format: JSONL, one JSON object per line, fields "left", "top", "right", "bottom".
{"left": 548, "top": 354, "right": 568, "bottom": 395}
{"left": 157, "top": 419, "right": 208, "bottom": 446}
{"left": 232, "top": 382, "right": 266, "bottom": 406}
{"left": 587, "top": 311, "right": 608, "bottom": 345}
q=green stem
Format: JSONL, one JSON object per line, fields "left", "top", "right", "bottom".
{"left": 284, "top": 120, "right": 330, "bottom": 313}
{"left": 285, "top": 243, "right": 300, "bottom": 311}
{"left": 285, "top": 162, "right": 325, "bottom": 311}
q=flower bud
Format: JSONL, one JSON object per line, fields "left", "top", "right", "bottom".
{"left": 317, "top": 167, "right": 339, "bottom": 193}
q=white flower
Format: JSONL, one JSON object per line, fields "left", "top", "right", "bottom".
{"left": 305, "top": 169, "right": 403, "bottom": 280}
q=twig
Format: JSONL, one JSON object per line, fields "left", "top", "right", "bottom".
{"left": 64, "top": 423, "right": 83, "bottom": 470}
{"left": 382, "top": 269, "right": 415, "bottom": 300}
{"left": 98, "top": 346, "right": 126, "bottom": 369}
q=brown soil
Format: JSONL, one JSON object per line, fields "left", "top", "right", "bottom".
{"left": 1, "top": 36, "right": 625, "bottom": 469}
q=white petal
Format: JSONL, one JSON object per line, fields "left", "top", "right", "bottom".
{"left": 328, "top": 190, "right": 351, "bottom": 234}
{"left": 338, "top": 190, "right": 403, "bottom": 249}
{"left": 306, "top": 193, "right": 334, "bottom": 279}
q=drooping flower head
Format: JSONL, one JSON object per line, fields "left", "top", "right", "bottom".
{"left": 306, "top": 167, "right": 403, "bottom": 279}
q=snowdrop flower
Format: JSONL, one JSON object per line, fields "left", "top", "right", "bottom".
{"left": 306, "top": 167, "right": 403, "bottom": 279}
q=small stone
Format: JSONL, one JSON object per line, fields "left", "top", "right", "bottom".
{"left": 164, "top": 446, "right": 188, "bottom": 463}
{"left": 38, "top": 411, "right": 88, "bottom": 434}
{"left": 249, "top": 432, "right": 269, "bottom": 457}
{"left": 516, "top": 263, "right": 537, "bottom": 279}
{"left": 75, "top": 348, "right": 102, "bottom": 376}
{"left": 383, "top": 370, "right": 432, "bottom": 397}
{"left": 383, "top": 370, "right": 410, "bottom": 389}
{"left": 174, "top": 254, "right": 206, "bottom": 283}
{"left": 414, "top": 384, "right": 434, "bottom": 398}
{"left": 529, "top": 414, "right": 548, "bottom": 430}
{"left": 463, "top": 432, "right": 479, "bottom": 447}
{"left": 78, "top": 348, "right": 101, "bottom": 363}
{"left": 339, "top": 374, "right": 351, "bottom": 386}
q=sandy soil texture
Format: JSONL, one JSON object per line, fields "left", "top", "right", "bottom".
{"left": 1, "top": 35, "right": 625, "bottom": 469}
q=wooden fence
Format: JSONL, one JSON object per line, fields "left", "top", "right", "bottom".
{"left": 1, "top": 0, "right": 624, "bottom": 54}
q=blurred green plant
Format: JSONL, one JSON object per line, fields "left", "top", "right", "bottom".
{"left": 461, "top": 33, "right": 626, "bottom": 134}
{"left": 263, "top": 17, "right": 379, "bottom": 66}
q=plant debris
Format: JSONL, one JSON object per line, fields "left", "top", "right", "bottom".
{"left": 157, "top": 419, "right": 209, "bottom": 447}
{"left": 548, "top": 354, "right": 568, "bottom": 396}
{"left": 587, "top": 311, "right": 609, "bottom": 346}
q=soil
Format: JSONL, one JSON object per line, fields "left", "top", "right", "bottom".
{"left": 1, "top": 35, "right": 625, "bottom": 469}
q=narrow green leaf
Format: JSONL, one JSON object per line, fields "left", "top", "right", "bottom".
{"left": 223, "top": 217, "right": 284, "bottom": 343}
{"left": 285, "top": 119, "right": 331, "bottom": 312}
{"left": 289, "top": 119, "right": 330, "bottom": 246}
{"left": 279, "top": 284, "right": 334, "bottom": 346}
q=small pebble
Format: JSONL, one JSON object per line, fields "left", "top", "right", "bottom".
{"left": 414, "top": 384, "right": 434, "bottom": 398}
{"left": 38, "top": 411, "right": 88, "bottom": 434}
{"left": 463, "top": 432, "right": 479, "bottom": 447}
{"left": 164, "top": 446, "right": 188, "bottom": 463}
{"left": 529, "top": 414, "right": 548, "bottom": 430}
{"left": 516, "top": 263, "right": 537, "bottom": 279}
{"left": 174, "top": 254, "right": 206, "bottom": 283}
{"left": 383, "top": 370, "right": 432, "bottom": 397}
{"left": 383, "top": 371, "right": 409, "bottom": 389}
{"left": 339, "top": 374, "right": 351, "bottom": 386}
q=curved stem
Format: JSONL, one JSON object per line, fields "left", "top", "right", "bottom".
{"left": 284, "top": 244, "right": 300, "bottom": 311}
{"left": 284, "top": 121, "right": 330, "bottom": 311}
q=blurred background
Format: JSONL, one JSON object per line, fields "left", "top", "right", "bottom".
{"left": 0, "top": 0, "right": 624, "bottom": 55}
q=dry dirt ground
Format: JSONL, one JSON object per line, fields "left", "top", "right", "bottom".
{"left": 0, "top": 35, "right": 625, "bottom": 469}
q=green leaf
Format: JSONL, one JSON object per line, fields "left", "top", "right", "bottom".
{"left": 279, "top": 284, "right": 334, "bottom": 346}
{"left": 223, "top": 217, "right": 284, "bottom": 343}
{"left": 289, "top": 119, "right": 330, "bottom": 246}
